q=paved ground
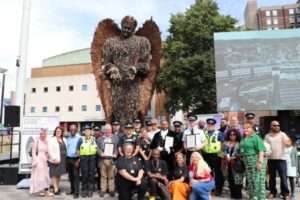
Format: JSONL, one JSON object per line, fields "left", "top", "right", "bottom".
{"left": 0, "top": 176, "right": 299, "bottom": 200}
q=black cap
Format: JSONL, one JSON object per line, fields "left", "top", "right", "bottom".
{"left": 124, "top": 122, "right": 134, "bottom": 129}
{"left": 173, "top": 121, "right": 183, "bottom": 127}
{"left": 188, "top": 115, "right": 197, "bottom": 121}
{"left": 206, "top": 118, "right": 216, "bottom": 125}
{"left": 93, "top": 126, "right": 100, "bottom": 131}
{"left": 146, "top": 121, "right": 152, "bottom": 126}
{"left": 134, "top": 119, "right": 141, "bottom": 123}
{"left": 112, "top": 120, "right": 120, "bottom": 125}
{"left": 245, "top": 112, "right": 255, "bottom": 119}
{"left": 83, "top": 125, "right": 92, "bottom": 130}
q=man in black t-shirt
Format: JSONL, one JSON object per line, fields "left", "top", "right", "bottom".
{"left": 146, "top": 149, "right": 171, "bottom": 200}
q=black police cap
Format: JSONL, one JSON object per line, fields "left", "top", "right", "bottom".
{"left": 124, "top": 122, "right": 134, "bottom": 129}
{"left": 93, "top": 126, "right": 100, "bottom": 131}
{"left": 83, "top": 125, "right": 92, "bottom": 130}
{"left": 134, "top": 119, "right": 141, "bottom": 123}
{"left": 173, "top": 120, "right": 183, "bottom": 127}
{"left": 245, "top": 112, "right": 255, "bottom": 119}
{"left": 206, "top": 118, "right": 216, "bottom": 125}
{"left": 112, "top": 120, "right": 120, "bottom": 125}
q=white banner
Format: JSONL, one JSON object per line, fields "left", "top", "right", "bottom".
{"left": 18, "top": 116, "right": 59, "bottom": 174}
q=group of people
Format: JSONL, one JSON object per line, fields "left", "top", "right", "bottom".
{"left": 29, "top": 112, "right": 299, "bottom": 200}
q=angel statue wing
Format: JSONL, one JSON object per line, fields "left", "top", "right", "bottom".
{"left": 91, "top": 19, "right": 121, "bottom": 122}
{"left": 136, "top": 19, "right": 162, "bottom": 120}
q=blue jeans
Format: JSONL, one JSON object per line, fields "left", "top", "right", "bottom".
{"left": 189, "top": 180, "right": 215, "bottom": 200}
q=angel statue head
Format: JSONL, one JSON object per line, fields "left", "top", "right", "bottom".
{"left": 121, "top": 15, "right": 137, "bottom": 38}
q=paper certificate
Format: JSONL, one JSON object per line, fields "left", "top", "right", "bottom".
{"left": 195, "top": 134, "right": 202, "bottom": 147}
{"left": 103, "top": 143, "right": 114, "bottom": 157}
{"left": 164, "top": 136, "right": 174, "bottom": 149}
{"left": 186, "top": 135, "right": 196, "bottom": 149}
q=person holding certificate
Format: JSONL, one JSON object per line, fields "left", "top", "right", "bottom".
{"left": 96, "top": 124, "right": 119, "bottom": 198}
{"left": 150, "top": 120, "right": 179, "bottom": 173}
{"left": 182, "top": 114, "right": 206, "bottom": 165}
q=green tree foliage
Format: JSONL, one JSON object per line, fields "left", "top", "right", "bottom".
{"left": 157, "top": 0, "right": 237, "bottom": 114}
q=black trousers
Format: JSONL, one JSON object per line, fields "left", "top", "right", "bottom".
{"left": 202, "top": 153, "right": 224, "bottom": 193}
{"left": 149, "top": 178, "right": 171, "bottom": 200}
{"left": 268, "top": 159, "right": 289, "bottom": 196}
{"left": 67, "top": 157, "right": 80, "bottom": 194}
{"left": 228, "top": 167, "right": 242, "bottom": 199}
{"left": 117, "top": 176, "right": 147, "bottom": 200}
{"left": 80, "top": 155, "right": 96, "bottom": 192}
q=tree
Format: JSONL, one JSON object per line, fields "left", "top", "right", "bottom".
{"left": 157, "top": 0, "right": 237, "bottom": 114}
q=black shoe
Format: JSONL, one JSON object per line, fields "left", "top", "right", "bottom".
{"left": 109, "top": 191, "right": 115, "bottom": 197}
{"left": 81, "top": 192, "right": 87, "bottom": 198}
{"left": 73, "top": 194, "right": 79, "bottom": 199}
{"left": 88, "top": 191, "right": 93, "bottom": 197}
{"left": 99, "top": 191, "right": 105, "bottom": 197}
{"left": 67, "top": 191, "right": 74, "bottom": 195}
{"left": 54, "top": 190, "right": 60, "bottom": 195}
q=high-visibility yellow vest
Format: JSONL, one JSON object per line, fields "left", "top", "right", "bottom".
{"left": 79, "top": 137, "right": 97, "bottom": 156}
{"left": 203, "top": 131, "right": 221, "bottom": 154}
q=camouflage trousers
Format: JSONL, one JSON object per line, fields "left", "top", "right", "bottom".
{"left": 243, "top": 154, "right": 266, "bottom": 200}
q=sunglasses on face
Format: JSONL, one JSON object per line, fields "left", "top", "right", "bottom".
{"left": 272, "top": 124, "right": 280, "bottom": 127}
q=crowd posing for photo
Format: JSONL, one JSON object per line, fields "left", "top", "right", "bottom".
{"left": 29, "top": 112, "right": 299, "bottom": 200}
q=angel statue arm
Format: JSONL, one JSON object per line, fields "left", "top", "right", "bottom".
{"left": 135, "top": 38, "right": 151, "bottom": 77}
{"left": 102, "top": 39, "right": 121, "bottom": 81}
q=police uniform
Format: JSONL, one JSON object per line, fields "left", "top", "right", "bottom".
{"left": 245, "top": 112, "right": 264, "bottom": 138}
{"left": 118, "top": 123, "right": 140, "bottom": 156}
{"left": 182, "top": 115, "right": 206, "bottom": 165}
{"left": 202, "top": 118, "right": 224, "bottom": 196}
{"left": 78, "top": 125, "right": 97, "bottom": 197}
{"left": 173, "top": 121, "right": 184, "bottom": 153}
{"left": 116, "top": 155, "right": 147, "bottom": 200}
{"left": 112, "top": 120, "right": 125, "bottom": 140}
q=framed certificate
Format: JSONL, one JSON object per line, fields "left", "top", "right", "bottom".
{"left": 186, "top": 135, "right": 196, "bottom": 149}
{"left": 195, "top": 134, "right": 202, "bottom": 147}
{"left": 103, "top": 143, "right": 114, "bottom": 157}
{"left": 164, "top": 136, "right": 174, "bottom": 149}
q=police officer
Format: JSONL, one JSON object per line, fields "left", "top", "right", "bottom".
{"left": 173, "top": 120, "right": 184, "bottom": 153}
{"left": 112, "top": 120, "right": 124, "bottom": 140}
{"left": 244, "top": 112, "right": 264, "bottom": 138}
{"left": 78, "top": 125, "right": 97, "bottom": 197}
{"left": 202, "top": 118, "right": 224, "bottom": 196}
{"left": 118, "top": 122, "right": 140, "bottom": 157}
{"left": 182, "top": 114, "right": 206, "bottom": 165}
{"left": 93, "top": 126, "right": 102, "bottom": 139}
{"left": 133, "top": 118, "right": 142, "bottom": 136}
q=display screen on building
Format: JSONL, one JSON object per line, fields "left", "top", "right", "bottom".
{"left": 214, "top": 29, "right": 300, "bottom": 111}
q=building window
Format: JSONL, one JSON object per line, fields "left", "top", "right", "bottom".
{"left": 96, "top": 105, "right": 101, "bottom": 112}
{"left": 289, "top": 9, "right": 295, "bottom": 15}
{"left": 30, "top": 107, "right": 35, "bottom": 113}
{"left": 81, "top": 105, "right": 87, "bottom": 112}
{"left": 44, "top": 87, "right": 48, "bottom": 93}
{"left": 297, "top": 16, "right": 300, "bottom": 23}
{"left": 290, "top": 17, "right": 295, "bottom": 23}
{"left": 81, "top": 84, "right": 88, "bottom": 91}
{"left": 68, "top": 105, "right": 73, "bottom": 112}
{"left": 272, "top": 10, "right": 278, "bottom": 16}
{"left": 69, "top": 85, "right": 74, "bottom": 91}
{"left": 42, "top": 106, "right": 47, "bottom": 112}
{"left": 56, "top": 86, "right": 61, "bottom": 92}
{"left": 266, "top": 18, "right": 272, "bottom": 25}
{"left": 273, "top": 18, "right": 278, "bottom": 25}
{"left": 31, "top": 88, "right": 36, "bottom": 93}
{"left": 55, "top": 106, "right": 60, "bottom": 112}
{"left": 266, "top": 10, "right": 271, "bottom": 17}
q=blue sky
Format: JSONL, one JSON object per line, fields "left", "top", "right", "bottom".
{"left": 0, "top": 0, "right": 297, "bottom": 95}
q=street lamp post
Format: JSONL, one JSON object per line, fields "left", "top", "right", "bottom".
{"left": 0, "top": 68, "right": 7, "bottom": 124}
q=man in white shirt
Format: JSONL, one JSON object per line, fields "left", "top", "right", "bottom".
{"left": 182, "top": 114, "right": 205, "bottom": 165}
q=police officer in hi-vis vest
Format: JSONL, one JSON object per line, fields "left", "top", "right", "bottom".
{"left": 77, "top": 125, "right": 97, "bottom": 198}
{"left": 202, "top": 118, "right": 225, "bottom": 196}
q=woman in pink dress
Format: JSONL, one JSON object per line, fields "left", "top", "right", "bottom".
{"left": 30, "top": 128, "right": 53, "bottom": 196}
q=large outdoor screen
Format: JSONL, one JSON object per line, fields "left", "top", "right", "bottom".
{"left": 214, "top": 29, "right": 300, "bottom": 111}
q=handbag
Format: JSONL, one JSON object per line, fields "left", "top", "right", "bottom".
{"left": 233, "top": 159, "right": 245, "bottom": 173}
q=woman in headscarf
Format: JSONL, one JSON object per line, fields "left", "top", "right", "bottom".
{"left": 29, "top": 128, "right": 53, "bottom": 197}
